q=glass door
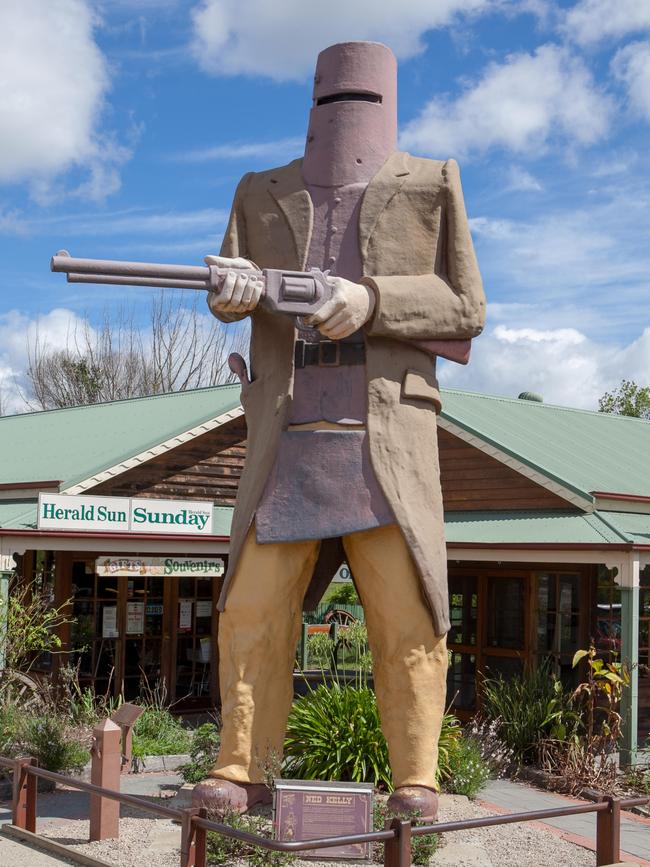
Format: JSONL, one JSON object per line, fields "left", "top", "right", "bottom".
{"left": 172, "top": 575, "right": 215, "bottom": 707}
{"left": 122, "top": 575, "right": 166, "bottom": 700}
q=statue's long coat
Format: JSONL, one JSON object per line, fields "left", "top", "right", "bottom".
{"left": 215, "top": 151, "right": 485, "bottom": 635}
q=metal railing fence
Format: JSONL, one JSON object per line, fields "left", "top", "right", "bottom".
{"left": 0, "top": 755, "right": 648, "bottom": 867}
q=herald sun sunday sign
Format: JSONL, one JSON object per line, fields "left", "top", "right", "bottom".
{"left": 38, "top": 493, "right": 214, "bottom": 536}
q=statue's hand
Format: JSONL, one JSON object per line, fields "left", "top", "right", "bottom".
{"left": 204, "top": 255, "right": 264, "bottom": 315}
{"left": 304, "top": 277, "right": 376, "bottom": 339}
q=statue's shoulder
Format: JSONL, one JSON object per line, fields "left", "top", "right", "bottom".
{"left": 239, "top": 158, "right": 303, "bottom": 196}
{"left": 401, "top": 152, "right": 456, "bottom": 180}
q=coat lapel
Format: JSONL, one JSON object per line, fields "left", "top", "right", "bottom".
{"left": 267, "top": 158, "right": 313, "bottom": 270}
{"left": 359, "top": 151, "right": 411, "bottom": 263}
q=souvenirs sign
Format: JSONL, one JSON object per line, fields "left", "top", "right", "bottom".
{"left": 38, "top": 493, "right": 213, "bottom": 536}
{"left": 96, "top": 556, "right": 224, "bottom": 578}
{"left": 274, "top": 779, "right": 373, "bottom": 861}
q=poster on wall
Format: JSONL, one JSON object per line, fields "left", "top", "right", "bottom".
{"left": 179, "top": 599, "right": 193, "bottom": 630}
{"left": 102, "top": 606, "right": 119, "bottom": 638}
{"left": 126, "top": 601, "right": 145, "bottom": 634}
{"left": 196, "top": 600, "right": 212, "bottom": 618}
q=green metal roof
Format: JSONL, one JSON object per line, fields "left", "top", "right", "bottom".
{"left": 0, "top": 385, "right": 241, "bottom": 492}
{"left": 441, "top": 389, "right": 650, "bottom": 500}
{"left": 444, "top": 510, "right": 634, "bottom": 546}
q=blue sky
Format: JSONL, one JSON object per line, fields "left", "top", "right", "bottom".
{"left": 0, "top": 0, "right": 649, "bottom": 412}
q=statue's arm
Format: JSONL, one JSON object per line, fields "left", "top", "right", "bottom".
{"left": 361, "top": 159, "right": 486, "bottom": 342}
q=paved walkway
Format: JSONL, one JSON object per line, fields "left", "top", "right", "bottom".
{"left": 480, "top": 779, "right": 650, "bottom": 864}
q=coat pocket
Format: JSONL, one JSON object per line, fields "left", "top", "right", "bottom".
{"left": 401, "top": 369, "right": 441, "bottom": 413}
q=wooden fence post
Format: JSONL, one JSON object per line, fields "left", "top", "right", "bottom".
{"left": 12, "top": 757, "right": 37, "bottom": 833}
{"left": 384, "top": 818, "right": 412, "bottom": 867}
{"left": 89, "top": 718, "right": 122, "bottom": 841}
{"left": 180, "top": 807, "right": 207, "bottom": 867}
{"left": 596, "top": 797, "right": 621, "bottom": 866}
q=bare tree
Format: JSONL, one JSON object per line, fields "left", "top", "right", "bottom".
{"left": 25, "top": 293, "right": 249, "bottom": 410}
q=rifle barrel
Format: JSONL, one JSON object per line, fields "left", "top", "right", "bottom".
{"left": 67, "top": 273, "right": 209, "bottom": 291}
{"left": 51, "top": 254, "right": 211, "bottom": 282}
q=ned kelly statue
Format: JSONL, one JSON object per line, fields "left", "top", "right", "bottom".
{"left": 51, "top": 39, "right": 485, "bottom": 822}
{"left": 194, "top": 41, "right": 485, "bottom": 820}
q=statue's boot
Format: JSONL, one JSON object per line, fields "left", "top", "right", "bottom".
{"left": 191, "top": 779, "right": 272, "bottom": 815}
{"left": 386, "top": 786, "right": 439, "bottom": 822}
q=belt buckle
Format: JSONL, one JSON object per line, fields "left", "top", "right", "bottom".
{"left": 318, "top": 341, "right": 340, "bottom": 367}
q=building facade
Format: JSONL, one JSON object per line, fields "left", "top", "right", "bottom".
{"left": 1, "top": 385, "right": 648, "bottom": 757}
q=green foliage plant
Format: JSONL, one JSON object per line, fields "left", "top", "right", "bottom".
{"left": 181, "top": 722, "right": 221, "bottom": 783}
{"left": 131, "top": 705, "right": 191, "bottom": 758}
{"left": 206, "top": 809, "right": 295, "bottom": 866}
{"left": 285, "top": 682, "right": 392, "bottom": 789}
{"left": 21, "top": 714, "right": 90, "bottom": 774}
{"left": 327, "top": 583, "right": 360, "bottom": 605}
{"left": 306, "top": 632, "right": 335, "bottom": 670}
{"left": 0, "top": 582, "right": 72, "bottom": 677}
{"left": 480, "top": 661, "right": 577, "bottom": 766}
{"left": 440, "top": 734, "right": 490, "bottom": 798}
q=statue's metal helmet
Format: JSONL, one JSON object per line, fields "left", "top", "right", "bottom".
{"left": 303, "top": 42, "right": 398, "bottom": 185}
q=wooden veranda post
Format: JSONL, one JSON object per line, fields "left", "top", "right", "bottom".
{"left": 596, "top": 797, "right": 621, "bottom": 866}
{"left": 89, "top": 718, "right": 122, "bottom": 841}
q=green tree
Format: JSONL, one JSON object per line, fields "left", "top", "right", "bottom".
{"left": 598, "top": 380, "right": 650, "bottom": 419}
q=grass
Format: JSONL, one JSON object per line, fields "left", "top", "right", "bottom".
{"left": 131, "top": 706, "right": 192, "bottom": 757}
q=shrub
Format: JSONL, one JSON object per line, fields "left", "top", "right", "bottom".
{"left": 306, "top": 633, "right": 335, "bottom": 670}
{"left": 481, "top": 663, "right": 577, "bottom": 766}
{"left": 440, "top": 735, "right": 490, "bottom": 798}
{"left": 206, "top": 809, "right": 295, "bottom": 866}
{"left": 181, "top": 722, "right": 221, "bottom": 784}
{"left": 21, "top": 714, "right": 89, "bottom": 774}
{"left": 132, "top": 706, "right": 191, "bottom": 758}
{"left": 328, "top": 584, "right": 360, "bottom": 605}
{"left": 285, "top": 683, "right": 392, "bottom": 789}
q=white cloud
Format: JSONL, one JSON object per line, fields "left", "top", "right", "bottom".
{"left": 0, "top": 0, "right": 127, "bottom": 201}
{"left": 400, "top": 44, "right": 613, "bottom": 159}
{"left": 563, "top": 0, "right": 650, "bottom": 46}
{"left": 468, "top": 182, "right": 650, "bottom": 338}
{"left": 171, "top": 138, "right": 304, "bottom": 162}
{"left": 0, "top": 308, "right": 92, "bottom": 414}
{"left": 190, "top": 0, "right": 494, "bottom": 80}
{"left": 439, "top": 322, "right": 650, "bottom": 410}
{"left": 506, "top": 166, "right": 544, "bottom": 191}
{"left": 0, "top": 207, "right": 228, "bottom": 238}
{"left": 612, "top": 41, "right": 650, "bottom": 122}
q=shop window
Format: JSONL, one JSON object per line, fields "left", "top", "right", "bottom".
{"left": 448, "top": 575, "right": 477, "bottom": 647}
{"left": 593, "top": 567, "right": 621, "bottom": 659}
{"left": 123, "top": 575, "right": 165, "bottom": 700}
{"left": 447, "top": 651, "right": 476, "bottom": 711}
{"left": 482, "top": 655, "right": 524, "bottom": 680}
{"left": 487, "top": 577, "right": 524, "bottom": 650}
{"left": 536, "top": 572, "right": 582, "bottom": 685}
{"left": 174, "top": 577, "right": 214, "bottom": 702}
{"left": 70, "top": 559, "right": 119, "bottom": 697}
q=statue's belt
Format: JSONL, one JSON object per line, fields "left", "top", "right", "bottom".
{"left": 294, "top": 339, "right": 365, "bottom": 368}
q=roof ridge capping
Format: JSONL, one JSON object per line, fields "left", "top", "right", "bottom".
{"left": 0, "top": 383, "right": 242, "bottom": 421}
{"left": 441, "top": 388, "right": 650, "bottom": 422}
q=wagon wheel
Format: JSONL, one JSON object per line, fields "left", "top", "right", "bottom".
{"left": 0, "top": 669, "right": 42, "bottom": 709}
{"left": 323, "top": 608, "right": 358, "bottom": 627}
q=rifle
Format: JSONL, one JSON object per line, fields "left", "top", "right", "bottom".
{"left": 50, "top": 251, "right": 332, "bottom": 318}
{"left": 50, "top": 251, "right": 471, "bottom": 364}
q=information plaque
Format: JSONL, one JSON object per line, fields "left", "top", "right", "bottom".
{"left": 274, "top": 779, "right": 373, "bottom": 861}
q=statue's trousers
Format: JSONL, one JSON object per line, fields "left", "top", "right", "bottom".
{"left": 212, "top": 523, "right": 448, "bottom": 789}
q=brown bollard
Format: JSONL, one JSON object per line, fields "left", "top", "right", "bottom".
{"left": 384, "top": 818, "right": 412, "bottom": 867}
{"left": 89, "top": 718, "right": 122, "bottom": 841}
{"left": 12, "top": 757, "right": 37, "bottom": 832}
{"left": 596, "top": 796, "right": 621, "bottom": 866}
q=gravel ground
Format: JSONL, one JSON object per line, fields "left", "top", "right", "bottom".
{"left": 38, "top": 793, "right": 598, "bottom": 867}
